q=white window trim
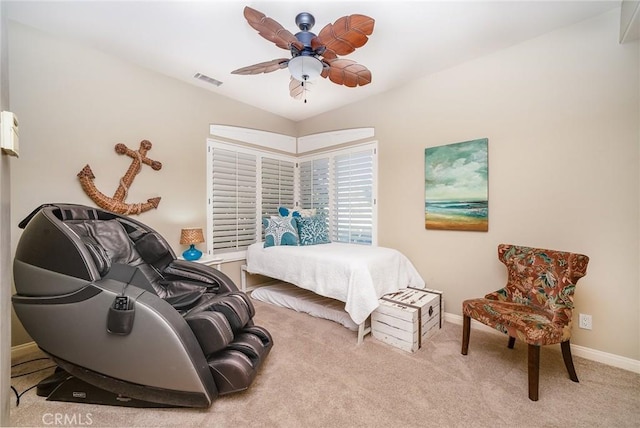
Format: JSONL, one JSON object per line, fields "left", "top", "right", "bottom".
{"left": 209, "top": 124, "right": 297, "bottom": 153}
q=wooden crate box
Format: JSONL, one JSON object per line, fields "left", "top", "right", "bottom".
{"left": 371, "top": 287, "right": 442, "bottom": 353}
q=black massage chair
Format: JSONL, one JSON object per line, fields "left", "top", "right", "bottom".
{"left": 12, "top": 203, "right": 273, "bottom": 408}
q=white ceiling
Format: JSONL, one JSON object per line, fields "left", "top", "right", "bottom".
{"left": 6, "top": 1, "right": 620, "bottom": 122}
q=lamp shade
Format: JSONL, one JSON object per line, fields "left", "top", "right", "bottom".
{"left": 180, "top": 228, "right": 205, "bottom": 245}
{"left": 180, "top": 228, "right": 204, "bottom": 261}
{"left": 288, "top": 56, "right": 323, "bottom": 81}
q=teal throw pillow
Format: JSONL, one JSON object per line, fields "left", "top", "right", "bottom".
{"left": 278, "top": 206, "right": 317, "bottom": 218}
{"left": 278, "top": 206, "right": 299, "bottom": 217}
{"left": 263, "top": 216, "right": 299, "bottom": 247}
{"left": 296, "top": 215, "right": 331, "bottom": 246}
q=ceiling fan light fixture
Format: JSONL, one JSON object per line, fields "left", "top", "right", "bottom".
{"left": 288, "top": 56, "right": 323, "bottom": 81}
{"left": 236, "top": 7, "right": 375, "bottom": 100}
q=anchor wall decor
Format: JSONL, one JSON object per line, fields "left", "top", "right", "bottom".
{"left": 78, "top": 140, "right": 163, "bottom": 215}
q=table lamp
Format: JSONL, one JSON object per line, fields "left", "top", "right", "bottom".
{"left": 180, "top": 227, "right": 205, "bottom": 261}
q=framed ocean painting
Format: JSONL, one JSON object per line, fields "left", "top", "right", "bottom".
{"left": 425, "top": 138, "right": 488, "bottom": 231}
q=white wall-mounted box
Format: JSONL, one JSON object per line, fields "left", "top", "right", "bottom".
{"left": 0, "top": 111, "right": 19, "bottom": 157}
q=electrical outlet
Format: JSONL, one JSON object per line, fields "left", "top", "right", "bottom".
{"left": 579, "top": 313, "right": 592, "bottom": 330}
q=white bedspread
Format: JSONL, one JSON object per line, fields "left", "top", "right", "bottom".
{"left": 246, "top": 242, "right": 425, "bottom": 325}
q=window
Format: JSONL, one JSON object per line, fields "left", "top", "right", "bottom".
{"left": 299, "top": 158, "right": 330, "bottom": 212}
{"left": 298, "top": 143, "right": 377, "bottom": 245}
{"left": 207, "top": 141, "right": 297, "bottom": 258}
{"left": 208, "top": 144, "right": 257, "bottom": 257}
{"left": 261, "top": 157, "right": 295, "bottom": 216}
{"left": 207, "top": 139, "right": 377, "bottom": 258}
{"left": 333, "top": 148, "right": 375, "bottom": 245}
{"left": 260, "top": 157, "right": 295, "bottom": 240}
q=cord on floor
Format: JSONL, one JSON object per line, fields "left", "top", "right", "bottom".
{"left": 10, "top": 357, "right": 56, "bottom": 407}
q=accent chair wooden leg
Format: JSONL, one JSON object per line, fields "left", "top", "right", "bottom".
{"left": 561, "top": 340, "right": 579, "bottom": 382}
{"left": 461, "top": 314, "right": 471, "bottom": 355}
{"left": 508, "top": 336, "right": 516, "bottom": 349}
{"left": 527, "top": 344, "right": 540, "bottom": 401}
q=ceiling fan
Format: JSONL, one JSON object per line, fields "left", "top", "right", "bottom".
{"left": 231, "top": 6, "right": 375, "bottom": 102}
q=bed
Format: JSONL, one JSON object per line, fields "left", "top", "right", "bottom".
{"left": 242, "top": 242, "right": 425, "bottom": 343}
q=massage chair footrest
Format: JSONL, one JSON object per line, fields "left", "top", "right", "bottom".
{"left": 207, "top": 325, "right": 273, "bottom": 395}
{"left": 185, "top": 310, "right": 234, "bottom": 356}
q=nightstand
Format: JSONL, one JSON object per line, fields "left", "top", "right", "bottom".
{"left": 178, "top": 255, "right": 224, "bottom": 271}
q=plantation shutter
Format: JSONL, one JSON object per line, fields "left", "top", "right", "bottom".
{"left": 208, "top": 137, "right": 376, "bottom": 256}
{"left": 210, "top": 147, "right": 257, "bottom": 253}
{"left": 332, "top": 149, "right": 374, "bottom": 244}
{"left": 261, "top": 157, "right": 295, "bottom": 216}
{"left": 299, "top": 157, "right": 330, "bottom": 212}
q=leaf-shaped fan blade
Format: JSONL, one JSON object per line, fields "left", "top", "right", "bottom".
{"left": 316, "top": 14, "right": 375, "bottom": 57}
{"left": 325, "top": 59, "right": 372, "bottom": 87}
{"left": 231, "top": 58, "right": 289, "bottom": 75}
{"left": 289, "top": 77, "right": 304, "bottom": 100}
{"left": 243, "top": 6, "right": 304, "bottom": 51}
{"left": 311, "top": 37, "right": 336, "bottom": 60}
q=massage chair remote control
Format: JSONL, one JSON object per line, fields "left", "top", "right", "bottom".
{"left": 113, "top": 296, "right": 129, "bottom": 311}
{"left": 108, "top": 296, "right": 134, "bottom": 335}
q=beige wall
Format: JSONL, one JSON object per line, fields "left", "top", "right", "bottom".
{"left": 8, "top": 9, "right": 640, "bottom": 362}
{"left": 298, "top": 10, "right": 640, "bottom": 360}
{"left": 1, "top": 2, "right": 12, "bottom": 424}
{"left": 8, "top": 22, "right": 296, "bottom": 346}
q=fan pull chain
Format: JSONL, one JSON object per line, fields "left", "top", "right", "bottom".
{"left": 302, "top": 78, "right": 308, "bottom": 103}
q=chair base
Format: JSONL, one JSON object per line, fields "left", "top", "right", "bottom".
{"left": 461, "top": 314, "right": 470, "bottom": 355}
{"left": 37, "top": 367, "right": 176, "bottom": 408}
{"left": 561, "top": 340, "right": 579, "bottom": 383}
{"left": 526, "top": 341, "right": 579, "bottom": 401}
{"left": 461, "top": 315, "right": 579, "bottom": 401}
{"left": 527, "top": 344, "right": 540, "bottom": 401}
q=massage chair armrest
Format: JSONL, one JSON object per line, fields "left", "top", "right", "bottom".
{"left": 164, "top": 260, "right": 238, "bottom": 293}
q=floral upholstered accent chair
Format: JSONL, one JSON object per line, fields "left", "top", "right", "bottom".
{"left": 461, "top": 244, "right": 589, "bottom": 401}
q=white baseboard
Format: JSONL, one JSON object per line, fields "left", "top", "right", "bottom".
{"left": 11, "top": 341, "right": 38, "bottom": 360}
{"left": 444, "top": 312, "right": 640, "bottom": 374}
{"left": 569, "top": 343, "right": 640, "bottom": 374}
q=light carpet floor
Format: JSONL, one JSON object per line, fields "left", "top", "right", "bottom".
{"left": 10, "top": 299, "right": 640, "bottom": 427}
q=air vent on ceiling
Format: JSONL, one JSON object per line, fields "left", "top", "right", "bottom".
{"left": 194, "top": 73, "right": 223, "bottom": 87}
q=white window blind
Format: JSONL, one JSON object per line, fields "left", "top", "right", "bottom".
{"left": 209, "top": 146, "right": 257, "bottom": 254}
{"left": 261, "top": 157, "right": 295, "bottom": 216}
{"left": 332, "top": 149, "right": 375, "bottom": 245}
{"left": 208, "top": 138, "right": 377, "bottom": 257}
{"left": 299, "top": 144, "right": 376, "bottom": 245}
{"left": 299, "top": 158, "right": 330, "bottom": 212}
